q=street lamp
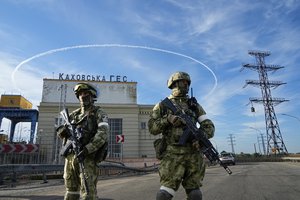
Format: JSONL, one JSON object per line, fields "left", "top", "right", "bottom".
{"left": 249, "top": 127, "right": 267, "bottom": 155}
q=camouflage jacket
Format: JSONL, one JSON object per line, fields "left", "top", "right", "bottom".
{"left": 57, "top": 105, "right": 109, "bottom": 157}
{"left": 148, "top": 95, "right": 215, "bottom": 153}
{"left": 69, "top": 105, "right": 109, "bottom": 155}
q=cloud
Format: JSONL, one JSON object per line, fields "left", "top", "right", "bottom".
{"left": 201, "top": 69, "right": 259, "bottom": 117}
{"left": 0, "top": 51, "right": 47, "bottom": 108}
{"left": 0, "top": 52, "right": 21, "bottom": 94}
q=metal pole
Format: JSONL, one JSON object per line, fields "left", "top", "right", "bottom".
{"left": 257, "top": 135, "right": 261, "bottom": 154}
{"left": 121, "top": 143, "right": 123, "bottom": 162}
{"left": 249, "top": 127, "right": 266, "bottom": 155}
{"left": 54, "top": 84, "right": 62, "bottom": 164}
{"left": 261, "top": 133, "right": 266, "bottom": 155}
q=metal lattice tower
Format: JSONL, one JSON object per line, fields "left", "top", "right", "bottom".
{"left": 242, "top": 50, "right": 288, "bottom": 155}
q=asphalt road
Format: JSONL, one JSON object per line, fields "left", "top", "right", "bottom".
{"left": 0, "top": 162, "right": 299, "bottom": 200}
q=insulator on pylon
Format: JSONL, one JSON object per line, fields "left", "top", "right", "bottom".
{"left": 251, "top": 106, "right": 255, "bottom": 112}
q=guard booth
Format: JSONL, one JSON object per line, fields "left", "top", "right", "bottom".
{"left": 0, "top": 95, "right": 38, "bottom": 143}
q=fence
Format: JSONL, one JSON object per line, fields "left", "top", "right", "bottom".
{"left": 0, "top": 160, "right": 158, "bottom": 187}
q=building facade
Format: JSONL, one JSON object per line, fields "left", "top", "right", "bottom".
{"left": 37, "top": 77, "right": 158, "bottom": 164}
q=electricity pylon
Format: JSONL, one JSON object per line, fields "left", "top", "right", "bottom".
{"left": 242, "top": 50, "right": 288, "bottom": 155}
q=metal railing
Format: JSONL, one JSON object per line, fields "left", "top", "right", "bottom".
{"left": 0, "top": 161, "right": 158, "bottom": 187}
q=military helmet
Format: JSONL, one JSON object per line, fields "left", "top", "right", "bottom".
{"left": 74, "top": 82, "right": 98, "bottom": 98}
{"left": 167, "top": 71, "right": 191, "bottom": 89}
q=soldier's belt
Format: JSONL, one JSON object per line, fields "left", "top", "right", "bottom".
{"left": 166, "top": 145, "right": 193, "bottom": 154}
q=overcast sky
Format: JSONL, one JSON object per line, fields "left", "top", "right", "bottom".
{"left": 0, "top": 0, "right": 299, "bottom": 154}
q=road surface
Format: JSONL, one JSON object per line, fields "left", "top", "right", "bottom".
{"left": 0, "top": 162, "right": 299, "bottom": 200}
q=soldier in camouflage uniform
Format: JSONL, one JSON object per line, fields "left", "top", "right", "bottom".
{"left": 148, "top": 72, "right": 215, "bottom": 200}
{"left": 57, "top": 82, "right": 109, "bottom": 200}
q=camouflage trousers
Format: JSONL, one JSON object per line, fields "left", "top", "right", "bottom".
{"left": 159, "top": 150, "right": 206, "bottom": 191}
{"left": 63, "top": 153, "right": 99, "bottom": 200}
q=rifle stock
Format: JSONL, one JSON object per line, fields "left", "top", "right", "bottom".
{"left": 161, "top": 97, "right": 232, "bottom": 175}
{"left": 60, "top": 108, "right": 90, "bottom": 194}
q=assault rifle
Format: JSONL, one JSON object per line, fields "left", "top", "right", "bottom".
{"left": 161, "top": 97, "right": 232, "bottom": 175}
{"left": 60, "top": 108, "right": 90, "bottom": 194}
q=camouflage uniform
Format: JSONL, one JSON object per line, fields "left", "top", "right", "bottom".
{"left": 148, "top": 72, "right": 215, "bottom": 200}
{"left": 57, "top": 83, "right": 109, "bottom": 200}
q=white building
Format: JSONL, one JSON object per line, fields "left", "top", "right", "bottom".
{"left": 37, "top": 76, "right": 158, "bottom": 164}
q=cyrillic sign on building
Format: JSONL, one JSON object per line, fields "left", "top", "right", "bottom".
{"left": 42, "top": 74, "right": 136, "bottom": 104}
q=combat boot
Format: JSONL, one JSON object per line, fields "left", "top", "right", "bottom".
{"left": 186, "top": 189, "right": 202, "bottom": 200}
{"left": 156, "top": 189, "right": 173, "bottom": 200}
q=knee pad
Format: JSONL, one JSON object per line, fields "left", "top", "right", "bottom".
{"left": 156, "top": 189, "right": 173, "bottom": 200}
{"left": 186, "top": 189, "right": 202, "bottom": 200}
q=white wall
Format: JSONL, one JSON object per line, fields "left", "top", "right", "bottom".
{"left": 41, "top": 79, "right": 137, "bottom": 104}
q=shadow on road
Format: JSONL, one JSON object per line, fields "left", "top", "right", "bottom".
{"left": 236, "top": 162, "right": 260, "bottom": 166}
{"left": 0, "top": 195, "right": 64, "bottom": 200}
{"left": 0, "top": 196, "right": 114, "bottom": 200}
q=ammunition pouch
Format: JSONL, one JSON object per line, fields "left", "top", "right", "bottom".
{"left": 94, "top": 141, "right": 108, "bottom": 162}
{"left": 153, "top": 137, "right": 167, "bottom": 160}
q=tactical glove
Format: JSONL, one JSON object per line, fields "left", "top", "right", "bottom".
{"left": 167, "top": 114, "right": 186, "bottom": 127}
{"left": 77, "top": 147, "right": 88, "bottom": 162}
{"left": 56, "top": 124, "right": 69, "bottom": 139}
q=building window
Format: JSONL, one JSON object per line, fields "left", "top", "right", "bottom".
{"left": 54, "top": 117, "right": 64, "bottom": 126}
{"left": 141, "top": 122, "right": 146, "bottom": 129}
{"left": 108, "top": 118, "right": 122, "bottom": 158}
